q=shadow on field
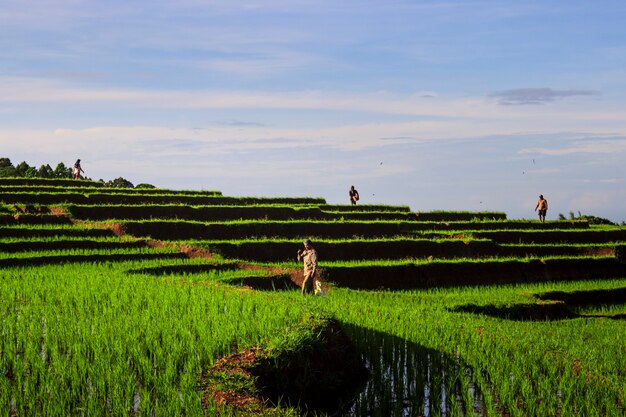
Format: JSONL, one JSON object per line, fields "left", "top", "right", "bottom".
{"left": 536, "top": 287, "right": 626, "bottom": 306}
{"left": 127, "top": 262, "right": 240, "bottom": 275}
{"left": 127, "top": 263, "right": 303, "bottom": 291}
{"left": 200, "top": 318, "right": 368, "bottom": 416}
{"left": 451, "top": 287, "right": 626, "bottom": 321}
{"left": 339, "top": 323, "right": 496, "bottom": 417}
{"left": 222, "top": 273, "right": 300, "bottom": 291}
{"left": 450, "top": 302, "right": 577, "bottom": 321}
{"left": 200, "top": 321, "right": 500, "bottom": 417}
{"left": 0, "top": 253, "right": 187, "bottom": 268}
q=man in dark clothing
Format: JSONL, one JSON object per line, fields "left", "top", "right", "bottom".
{"left": 349, "top": 185, "right": 359, "bottom": 205}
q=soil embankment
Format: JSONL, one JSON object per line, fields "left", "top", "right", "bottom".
{"left": 200, "top": 318, "right": 367, "bottom": 416}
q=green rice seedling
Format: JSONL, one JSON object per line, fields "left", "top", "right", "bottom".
{"left": 3, "top": 179, "right": 626, "bottom": 416}
{"left": 314, "top": 278, "right": 626, "bottom": 416}
{"left": 0, "top": 245, "right": 179, "bottom": 259}
{"left": 0, "top": 262, "right": 312, "bottom": 416}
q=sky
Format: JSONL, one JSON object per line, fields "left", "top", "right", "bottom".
{"left": 1, "top": 0, "right": 625, "bottom": 222}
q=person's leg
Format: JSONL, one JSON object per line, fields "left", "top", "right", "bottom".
{"left": 301, "top": 272, "right": 315, "bottom": 294}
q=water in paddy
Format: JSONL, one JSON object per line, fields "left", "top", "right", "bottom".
{"left": 342, "top": 325, "right": 492, "bottom": 417}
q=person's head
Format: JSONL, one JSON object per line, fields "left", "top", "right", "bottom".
{"left": 76, "top": 159, "right": 81, "bottom": 163}
{"left": 539, "top": 194, "right": 544, "bottom": 199}
{"left": 303, "top": 239, "right": 312, "bottom": 249}
{"left": 351, "top": 185, "right": 355, "bottom": 190}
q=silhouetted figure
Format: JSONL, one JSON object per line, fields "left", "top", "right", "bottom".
{"left": 349, "top": 185, "right": 360, "bottom": 205}
{"left": 535, "top": 194, "right": 548, "bottom": 222}
{"left": 73, "top": 159, "right": 84, "bottom": 179}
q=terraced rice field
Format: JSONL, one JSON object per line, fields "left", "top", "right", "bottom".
{"left": 1, "top": 178, "right": 625, "bottom": 416}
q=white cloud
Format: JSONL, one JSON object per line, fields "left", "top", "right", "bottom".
{"left": 2, "top": 76, "right": 625, "bottom": 132}
{"left": 200, "top": 50, "right": 323, "bottom": 76}
{"left": 521, "top": 138, "right": 626, "bottom": 156}
{"left": 569, "top": 191, "right": 615, "bottom": 212}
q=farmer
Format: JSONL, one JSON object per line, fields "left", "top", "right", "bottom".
{"left": 534, "top": 194, "right": 548, "bottom": 223}
{"left": 349, "top": 185, "right": 359, "bottom": 205}
{"left": 73, "top": 159, "right": 84, "bottom": 179}
{"left": 296, "top": 239, "right": 318, "bottom": 295}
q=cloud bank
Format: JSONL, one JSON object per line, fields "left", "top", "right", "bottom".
{"left": 489, "top": 88, "right": 600, "bottom": 105}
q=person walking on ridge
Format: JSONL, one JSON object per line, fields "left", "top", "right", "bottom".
{"left": 535, "top": 194, "right": 548, "bottom": 223}
{"left": 297, "top": 239, "right": 318, "bottom": 295}
{"left": 349, "top": 185, "right": 359, "bottom": 205}
{"left": 73, "top": 159, "right": 84, "bottom": 179}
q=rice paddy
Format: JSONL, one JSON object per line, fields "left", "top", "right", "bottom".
{"left": 1, "top": 178, "right": 625, "bottom": 416}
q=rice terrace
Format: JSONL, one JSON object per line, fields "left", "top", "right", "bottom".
{"left": 2, "top": 177, "right": 626, "bottom": 417}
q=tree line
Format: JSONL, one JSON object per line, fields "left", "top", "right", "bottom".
{"left": 0, "top": 157, "right": 154, "bottom": 189}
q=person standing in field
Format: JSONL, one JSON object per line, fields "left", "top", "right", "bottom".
{"left": 535, "top": 194, "right": 548, "bottom": 222}
{"left": 349, "top": 185, "right": 360, "bottom": 205}
{"left": 73, "top": 159, "right": 84, "bottom": 179}
{"left": 297, "top": 239, "right": 318, "bottom": 295}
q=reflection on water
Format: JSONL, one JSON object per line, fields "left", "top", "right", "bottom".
{"left": 342, "top": 325, "right": 490, "bottom": 417}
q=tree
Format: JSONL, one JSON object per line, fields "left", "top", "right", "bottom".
{"left": 53, "top": 162, "right": 72, "bottom": 178}
{"left": 36, "top": 164, "right": 54, "bottom": 178}
{"left": 559, "top": 211, "right": 616, "bottom": 225}
{"left": 15, "top": 161, "right": 32, "bottom": 177}
{"left": 24, "top": 167, "right": 37, "bottom": 178}
{"left": 105, "top": 177, "right": 134, "bottom": 188}
{"left": 135, "top": 183, "right": 156, "bottom": 189}
{"left": 0, "top": 158, "right": 16, "bottom": 177}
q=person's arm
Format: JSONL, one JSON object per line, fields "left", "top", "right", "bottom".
{"left": 310, "top": 250, "right": 318, "bottom": 271}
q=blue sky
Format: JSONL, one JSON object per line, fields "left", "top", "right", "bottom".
{"left": 1, "top": 1, "right": 625, "bottom": 221}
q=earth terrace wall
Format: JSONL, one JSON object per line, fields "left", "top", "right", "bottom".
{"left": 199, "top": 240, "right": 625, "bottom": 262}
{"left": 0, "top": 178, "right": 103, "bottom": 187}
{"left": 0, "top": 214, "right": 13, "bottom": 225}
{"left": 121, "top": 219, "right": 590, "bottom": 240}
{"left": 404, "top": 220, "right": 588, "bottom": 232}
{"left": 13, "top": 214, "right": 73, "bottom": 225}
{"left": 0, "top": 240, "right": 150, "bottom": 253}
{"left": 122, "top": 220, "right": 410, "bottom": 240}
{"left": 0, "top": 252, "right": 187, "bottom": 268}
{"left": 415, "top": 211, "right": 507, "bottom": 221}
{"left": 320, "top": 204, "right": 411, "bottom": 213}
{"left": 66, "top": 205, "right": 417, "bottom": 221}
{"left": 322, "top": 258, "right": 626, "bottom": 290}
{"left": 474, "top": 229, "right": 626, "bottom": 244}
{"left": 0, "top": 192, "right": 326, "bottom": 206}
{"left": 0, "top": 185, "right": 223, "bottom": 196}
{"left": 0, "top": 227, "right": 115, "bottom": 238}
{"left": 203, "top": 239, "right": 499, "bottom": 261}
{"left": 0, "top": 214, "right": 73, "bottom": 225}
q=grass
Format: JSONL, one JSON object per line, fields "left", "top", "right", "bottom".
{"left": 0, "top": 261, "right": 310, "bottom": 416}
{"left": 3, "top": 252, "right": 626, "bottom": 416}
{"left": 2, "top": 180, "right": 626, "bottom": 416}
